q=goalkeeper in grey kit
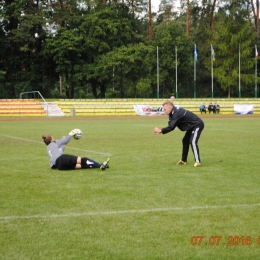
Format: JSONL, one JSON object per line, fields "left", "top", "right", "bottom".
{"left": 42, "top": 129, "right": 109, "bottom": 170}
{"left": 153, "top": 102, "right": 204, "bottom": 167}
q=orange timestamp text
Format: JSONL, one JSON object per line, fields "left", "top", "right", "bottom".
{"left": 191, "top": 236, "right": 260, "bottom": 246}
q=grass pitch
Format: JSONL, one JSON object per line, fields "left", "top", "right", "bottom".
{"left": 0, "top": 115, "right": 260, "bottom": 260}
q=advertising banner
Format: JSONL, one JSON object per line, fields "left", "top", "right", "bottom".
{"left": 133, "top": 104, "right": 165, "bottom": 116}
{"left": 234, "top": 104, "right": 254, "bottom": 114}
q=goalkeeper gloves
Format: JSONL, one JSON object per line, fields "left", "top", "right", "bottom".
{"left": 69, "top": 129, "right": 76, "bottom": 136}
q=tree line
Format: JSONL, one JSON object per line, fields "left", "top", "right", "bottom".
{"left": 0, "top": 0, "right": 259, "bottom": 99}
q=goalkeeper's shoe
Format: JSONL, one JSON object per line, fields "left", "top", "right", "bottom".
{"left": 100, "top": 158, "right": 110, "bottom": 170}
{"left": 194, "top": 162, "right": 201, "bottom": 167}
{"left": 176, "top": 160, "right": 187, "bottom": 165}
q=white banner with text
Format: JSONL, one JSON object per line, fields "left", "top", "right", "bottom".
{"left": 133, "top": 104, "right": 165, "bottom": 116}
{"left": 234, "top": 104, "right": 254, "bottom": 114}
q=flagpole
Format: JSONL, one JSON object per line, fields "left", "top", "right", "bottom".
{"left": 211, "top": 44, "right": 214, "bottom": 98}
{"left": 194, "top": 59, "right": 196, "bottom": 98}
{"left": 157, "top": 46, "right": 159, "bottom": 98}
{"left": 175, "top": 46, "right": 178, "bottom": 98}
{"left": 194, "top": 45, "right": 197, "bottom": 98}
{"left": 255, "top": 44, "right": 258, "bottom": 98}
{"left": 239, "top": 44, "right": 241, "bottom": 98}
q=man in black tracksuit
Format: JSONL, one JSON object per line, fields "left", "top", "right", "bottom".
{"left": 153, "top": 101, "right": 204, "bottom": 167}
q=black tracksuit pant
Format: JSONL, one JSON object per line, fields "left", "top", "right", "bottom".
{"left": 181, "top": 123, "right": 204, "bottom": 163}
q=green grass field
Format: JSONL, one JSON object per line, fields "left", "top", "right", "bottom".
{"left": 1, "top": 115, "right": 260, "bottom": 260}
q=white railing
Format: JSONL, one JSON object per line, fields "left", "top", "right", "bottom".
{"left": 19, "top": 91, "right": 48, "bottom": 115}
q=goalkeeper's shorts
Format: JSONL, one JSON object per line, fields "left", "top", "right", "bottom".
{"left": 56, "top": 154, "right": 78, "bottom": 170}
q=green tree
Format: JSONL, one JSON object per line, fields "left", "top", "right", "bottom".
{"left": 156, "top": 0, "right": 178, "bottom": 24}
{"left": 152, "top": 20, "right": 193, "bottom": 98}
{"left": 0, "top": 0, "right": 85, "bottom": 98}
{"left": 91, "top": 43, "right": 154, "bottom": 98}
{"left": 78, "top": 4, "right": 144, "bottom": 98}
{"left": 209, "top": 5, "right": 257, "bottom": 97}
{"left": 44, "top": 29, "right": 84, "bottom": 98}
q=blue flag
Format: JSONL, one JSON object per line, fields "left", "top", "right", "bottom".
{"left": 194, "top": 45, "right": 198, "bottom": 61}
{"left": 211, "top": 45, "right": 215, "bottom": 61}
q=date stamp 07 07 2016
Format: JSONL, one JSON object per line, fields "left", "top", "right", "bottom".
{"left": 191, "top": 236, "right": 260, "bottom": 246}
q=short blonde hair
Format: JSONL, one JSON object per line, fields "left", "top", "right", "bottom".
{"left": 163, "top": 101, "right": 174, "bottom": 107}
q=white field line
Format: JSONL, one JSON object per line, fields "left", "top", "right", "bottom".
{"left": 2, "top": 135, "right": 112, "bottom": 156}
{"left": 0, "top": 157, "right": 46, "bottom": 161}
{"left": 1, "top": 203, "right": 260, "bottom": 221}
{"left": 208, "top": 128, "right": 256, "bottom": 133}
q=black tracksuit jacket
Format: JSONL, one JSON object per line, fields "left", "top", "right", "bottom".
{"left": 161, "top": 107, "right": 204, "bottom": 134}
